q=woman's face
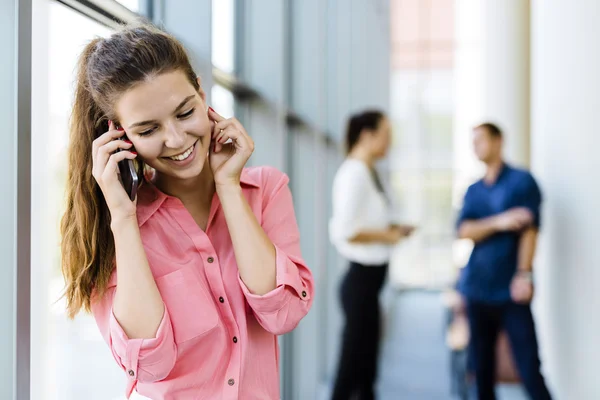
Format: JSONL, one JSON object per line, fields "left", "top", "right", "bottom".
{"left": 368, "top": 117, "right": 392, "bottom": 159}
{"left": 114, "top": 70, "right": 212, "bottom": 181}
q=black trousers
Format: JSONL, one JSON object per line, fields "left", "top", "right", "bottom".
{"left": 332, "top": 261, "right": 388, "bottom": 400}
{"left": 467, "top": 301, "right": 552, "bottom": 400}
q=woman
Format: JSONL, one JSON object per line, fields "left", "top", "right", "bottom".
{"left": 329, "top": 111, "right": 414, "bottom": 400}
{"left": 60, "top": 24, "right": 314, "bottom": 400}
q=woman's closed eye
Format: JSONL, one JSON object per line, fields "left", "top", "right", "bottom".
{"left": 139, "top": 127, "right": 156, "bottom": 136}
{"left": 136, "top": 109, "right": 195, "bottom": 136}
{"left": 178, "top": 108, "right": 195, "bottom": 119}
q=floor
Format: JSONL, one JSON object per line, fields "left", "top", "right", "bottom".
{"left": 367, "top": 290, "right": 527, "bottom": 399}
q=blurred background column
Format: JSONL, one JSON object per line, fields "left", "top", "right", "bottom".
{"left": 453, "top": 0, "right": 530, "bottom": 192}
{"left": 453, "top": 0, "right": 531, "bottom": 271}
{"left": 531, "top": 0, "right": 600, "bottom": 398}
{"left": 388, "top": 0, "right": 455, "bottom": 289}
{"left": 0, "top": 0, "right": 32, "bottom": 398}
{"left": 158, "top": 0, "right": 213, "bottom": 95}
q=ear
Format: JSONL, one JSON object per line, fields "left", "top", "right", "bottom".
{"left": 359, "top": 128, "right": 374, "bottom": 144}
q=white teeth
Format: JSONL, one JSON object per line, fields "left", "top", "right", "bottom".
{"left": 168, "top": 143, "right": 194, "bottom": 161}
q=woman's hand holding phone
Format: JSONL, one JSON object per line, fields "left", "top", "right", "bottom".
{"left": 91, "top": 120, "right": 138, "bottom": 223}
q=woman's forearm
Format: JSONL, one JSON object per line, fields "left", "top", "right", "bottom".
{"left": 217, "top": 184, "right": 277, "bottom": 296}
{"left": 111, "top": 216, "right": 165, "bottom": 339}
{"left": 349, "top": 228, "right": 395, "bottom": 244}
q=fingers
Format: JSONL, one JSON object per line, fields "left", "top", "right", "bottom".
{"left": 505, "top": 207, "right": 534, "bottom": 229}
{"left": 92, "top": 120, "right": 126, "bottom": 158}
{"left": 212, "top": 119, "right": 247, "bottom": 146}
{"left": 103, "top": 138, "right": 134, "bottom": 155}
{"left": 208, "top": 107, "right": 226, "bottom": 123}
{"left": 93, "top": 140, "right": 134, "bottom": 178}
{"left": 103, "top": 151, "right": 137, "bottom": 181}
{"left": 512, "top": 207, "right": 533, "bottom": 219}
{"left": 212, "top": 123, "right": 254, "bottom": 154}
{"left": 214, "top": 125, "right": 243, "bottom": 143}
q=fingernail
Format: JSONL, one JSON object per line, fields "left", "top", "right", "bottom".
{"left": 108, "top": 120, "right": 113, "bottom": 125}
{"left": 130, "top": 151, "right": 137, "bottom": 155}
{"left": 124, "top": 140, "right": 132, "bottom": 144}
{"left": 117, "top": 126, "right": 125, "bottom": 131}
{"left": 209, "top": 107, "right": 215, "bottom": 113}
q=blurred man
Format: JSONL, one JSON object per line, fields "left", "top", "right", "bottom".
{"left": 456, "top": 123, "right": 552, "bottom": 400}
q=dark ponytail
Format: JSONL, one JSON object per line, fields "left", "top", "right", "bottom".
{"left": 345, "top": 110, "right": 385, "bottom": 154}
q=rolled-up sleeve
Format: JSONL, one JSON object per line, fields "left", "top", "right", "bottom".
{"left": 515, "top": 173, "right": 543, "bottom": 228}
{"left": 92, "top": 287, "right": 177, "bottom": 398}
{"left": 238, "top": 169, "right": 314, "bottom": 335}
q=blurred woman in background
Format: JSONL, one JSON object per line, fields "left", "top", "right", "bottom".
{"left": 329, "top": 110, "right": 415, "bottom": 400}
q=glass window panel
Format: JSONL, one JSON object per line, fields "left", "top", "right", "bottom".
{"left": 211, "top": 0, "right": 235, "bottom": 73}
{"left": 210, "top": 84, "right": 235, "bottom": 118}
{"left": 325, "top": 145, "right": 344, "bottom": 379}
{"left": 32, "top": 3, "right": 150, "bottom": 399}
{"left": 115, "top": 0, "right": 139, "bottom": 12}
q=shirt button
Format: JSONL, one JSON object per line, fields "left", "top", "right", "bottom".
{"left": 228, "top": 378, "right": 235, "bottom": 386}
{"left": 207, "top": 257, "right": 214, "bottom": 263}
{"left": 128, "top": 370, "right": 135, "bottom": 377}
{"left": 301, "top": 290, "right": 307, "bottom": 298}
{"left": 219, "top": 296, "right": 224, "bottom": 303}
{"left": 233, "top": 336, "right": 238, "bottom": 343}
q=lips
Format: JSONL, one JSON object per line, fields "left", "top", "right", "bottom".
{"left": 165, "top": 141, "right": 197, "bottom": 161}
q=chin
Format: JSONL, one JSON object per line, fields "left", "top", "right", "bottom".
{"left": 171, "top": 162, "right": 206, "bottom": 181}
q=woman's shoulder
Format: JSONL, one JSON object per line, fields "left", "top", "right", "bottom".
{"left": 242, "top": 165, "right": 289, "bottom": 189}
{"left": 335, "top": 158, "right": 370, "bottom": 182}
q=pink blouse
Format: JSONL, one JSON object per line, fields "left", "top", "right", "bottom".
{"left": 91, "top": 166, "right": 314, "bottom": 399}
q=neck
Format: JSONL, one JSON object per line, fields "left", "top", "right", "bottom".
{"left": 348, "top": 146, "right": 376, "bottom": 167}
{"left": 154, "top": 158, "right": 215, "bottom": 207}
{"left": 484, "top": 158, "right": 504, "bottom": 184}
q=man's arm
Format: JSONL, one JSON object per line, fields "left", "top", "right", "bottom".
{"left": 517, "top": 227, "right": 538, "bottom": 273}
{"left": 458, "top": 207, "right": 533, "bottom": 243}
{"left": 514, "top": 172, "right": 543, "bottom": 275}
{"left": 510, "top": 174, "right": 542, "bottom": 303}
{"left": 456, "top": 185, "right": 501, "bottom": 243}
{"left": 457, "top": 216, "right": 501, "bottom": 243}
{"left": 510, "top": 227, "right": 538, "bottom": 304}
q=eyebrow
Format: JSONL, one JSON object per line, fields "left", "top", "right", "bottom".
{"left": 128, "top": 95, "right": 196, "bottom": 129}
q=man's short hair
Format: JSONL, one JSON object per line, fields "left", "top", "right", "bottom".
{"left": 475, "top": 122, "right": 503, "bottom": 138}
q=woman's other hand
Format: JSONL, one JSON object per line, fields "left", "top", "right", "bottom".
{"left": 208, "top": 107, "right": 255, "bottom": 188}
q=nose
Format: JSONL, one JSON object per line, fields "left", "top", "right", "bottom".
{"left": 163, "top": 121, "right": 186, "bottom": 149}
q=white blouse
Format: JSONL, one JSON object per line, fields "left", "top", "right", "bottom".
{"left": 329, "top": 158, "right": 399, "bottom": 265}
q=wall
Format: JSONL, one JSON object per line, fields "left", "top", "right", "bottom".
{"left": 531, "top": 0, "right": 600, "bottom": 398}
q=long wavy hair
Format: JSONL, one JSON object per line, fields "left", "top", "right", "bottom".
{"left": 60, "top": 23, "right": 199, "bottom": 318}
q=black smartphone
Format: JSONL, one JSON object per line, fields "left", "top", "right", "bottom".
{"left": 117, "top": 134, "right": 139, "bottom": 201}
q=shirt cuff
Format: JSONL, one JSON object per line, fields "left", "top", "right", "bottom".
{"left": 109, "top": 304, "right": 175, "bottom": 381}
{"left": 238, "top": 245, "right": 311, "bottom": 314}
